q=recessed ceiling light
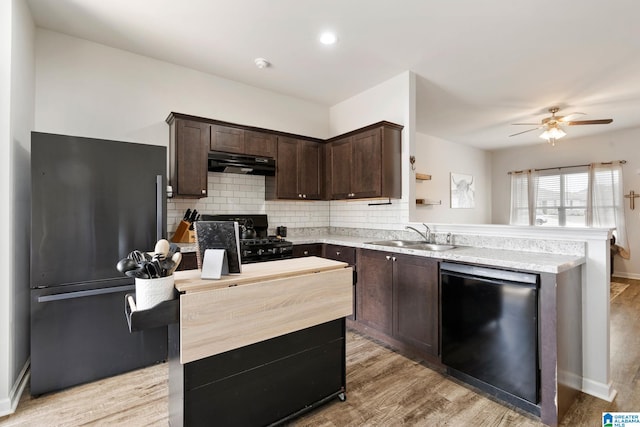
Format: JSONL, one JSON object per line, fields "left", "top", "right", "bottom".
{"left": 319, "top": 31, "right": 338, "bottom": 45}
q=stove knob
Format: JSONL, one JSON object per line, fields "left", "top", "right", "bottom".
{"left": 243, "top": 250, "right": 251, "bottom": 257}
{"left": 257, "top": 249, "right": 264, "bottom": 256}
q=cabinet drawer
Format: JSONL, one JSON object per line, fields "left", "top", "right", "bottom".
{"left": 324, "top": 244, "right": 356, "bottom": 265}
{"left": 293, "top": 244, "right": 323, "bottom": 258}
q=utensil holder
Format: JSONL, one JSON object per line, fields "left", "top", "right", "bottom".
{"left": 135, "top": 275, "right": 176, "bottom": 311}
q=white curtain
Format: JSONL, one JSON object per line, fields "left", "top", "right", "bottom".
{"left": 589, "top": 162, "right": 630, "bottom": 259}
{"left": 509, "top": 170, "right": 538, "bottom": 225}
{"left": 509, "top": 170, "right": 530, "bottom": 225}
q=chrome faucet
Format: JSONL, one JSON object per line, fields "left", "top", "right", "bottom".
{"left": 405, "top": 223, "right": 431, "bottom": 243}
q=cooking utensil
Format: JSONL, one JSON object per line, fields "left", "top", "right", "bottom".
{"left": 125, "top": 268, "right": 149, "bottom": 279}
{"left": 168, "top": 252, "right": 182, "bottom": 275}
{"left": 154, "top": 239, "right": 170, "bottom": 259}
{"left": 127, "top": 250, "right": 150, "bottom": 263}
{"left": 189, "top": 209, "right": 198, "bottom": 223}
{"left": 183, "top": 208, "right": 192, "bottom": 221}
{"left": 116, "top": 257, "right": 138, "bottom": 274}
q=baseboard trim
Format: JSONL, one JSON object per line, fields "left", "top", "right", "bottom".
{"left": 0, "top": 359, "right": 30, "bottom": 417}
{"left": 612, "top": 272, "right": 640, "bottom": 280}
{"left": 582, "top": 377, "right": 617, "bottom": 402}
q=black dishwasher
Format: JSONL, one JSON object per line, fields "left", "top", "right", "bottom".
{"left": 440, "top": 262, "right": 539, "bottom": 411}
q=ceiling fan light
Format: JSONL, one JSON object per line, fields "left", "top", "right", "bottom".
{"left": 539, "top": 125, "right": 566, "bottom": 143}
{"left": 549, "top": 126, "right": 566, "bottom": 139}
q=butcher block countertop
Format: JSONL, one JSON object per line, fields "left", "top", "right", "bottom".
{"left": 174, "top": 256, "right": 353, "bottom": 363}
{"left": 173, "top": 256, "right": 349, "bottom": 293}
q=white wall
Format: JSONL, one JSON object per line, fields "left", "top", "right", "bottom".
{"left": 34, "top": 29, "right": 333, "bottom": 233}
{"left": 411, "top": 132, "right": 492, "bottom": 224}
{"left": 35, "top": 30, "right": 330, "bottom": 143}
{"left": 1, "top": 0, "right": 34, "bottom": 416}
{"left": 491, "top": 126, "right": 640, "bottom": 278}
{"left": 327, "top": 71, "right": 414, "bottom": 229}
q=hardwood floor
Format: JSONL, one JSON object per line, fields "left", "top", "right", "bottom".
{"left": 1, "top": 278, "right": 638, "bottom": 426}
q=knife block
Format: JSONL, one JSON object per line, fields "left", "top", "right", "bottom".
{"left": 172, "top": 220, "right": 196, "bottom": 243}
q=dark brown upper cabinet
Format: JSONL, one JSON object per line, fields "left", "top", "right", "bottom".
{"left": 167, "top": 115, "right": 209, "bottom": 198}
{"left": 266, "top": 137, "right": 322, "bottom": 200}
{"left": 210, "top": 125, "right": 276, "bottom": 158}
{"left": 166, "top": 113, "right": 402, "bottom": 201}
{"left": 328, "top": 122, "right": 402, "bottom": 200}
{"left": 245, "top": 130, "right": 277, "bottom": 158}
{"left": 210, "top": 125, "right": 244, "bottom": 154}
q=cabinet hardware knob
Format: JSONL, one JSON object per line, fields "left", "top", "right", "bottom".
{"left": 392, "top": 256, "right": 397, "bottom": 261}
{"left": 298, "top": 194, "right": 302, "bottom": 198}
{"left": 202, "top": 189, "right": 206, "bottom": 194}
{"left": 303, "top": 194, "right": 307, "bottom": 198}
{"left": 385, "top": 255, "right": 391, "bottom": 261}
{"left": 336, "top": 251, "right": 341, "bottom": 255}
{"left": 303, "top": 251, "right": 309, "bottom": 255}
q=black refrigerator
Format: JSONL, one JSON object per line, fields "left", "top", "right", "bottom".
{"left": 30, "top": 132, "right": 168, "bottom": 395}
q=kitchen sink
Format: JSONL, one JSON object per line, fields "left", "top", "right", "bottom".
{"left": 405, "top": 243, "right": 457, "bottom": 251}
{"left": 365, "top": 240, "right": 425, "bottom": 247}
{"left": 366, "top": 240, "right": 457, "bottom": 251}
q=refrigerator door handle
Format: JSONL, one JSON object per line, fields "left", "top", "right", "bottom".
{"left": 37, "top": 284, "right": 135, "bottom": 303}
{"left": 156, "top": 174, "right": 163, "bottom": 241}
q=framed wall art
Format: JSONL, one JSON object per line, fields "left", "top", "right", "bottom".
{"left": 450, "top": 173, "right": 475, "bottom": 209}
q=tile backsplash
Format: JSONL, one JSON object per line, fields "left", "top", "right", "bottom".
{"left": 167, "top": 172, "right": 407, "bottom": 237}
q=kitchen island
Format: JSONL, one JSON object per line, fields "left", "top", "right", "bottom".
{"left": 168, "top": 257, "right": 353, "bottom": 426}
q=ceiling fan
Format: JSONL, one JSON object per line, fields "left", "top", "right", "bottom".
{"left": 509, "top": 106, "right": 613, "bottom": 145}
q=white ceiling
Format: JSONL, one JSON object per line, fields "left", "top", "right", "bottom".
{"left": 26, "top": 0, "right": 640, "bottom": 150}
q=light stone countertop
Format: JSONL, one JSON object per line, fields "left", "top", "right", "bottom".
{"left": 286, "top": 234, "right": 585, "bottom": 274}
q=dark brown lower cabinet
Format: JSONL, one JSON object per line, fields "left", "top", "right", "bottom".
{"left": 357, "top": 249, "right": 393, "bottom": 335}
{"left": 393, "top": 253, "right": 439, "bottom": 356}
{"left": 356, "top": 249, "right": 439, "bottom": 357}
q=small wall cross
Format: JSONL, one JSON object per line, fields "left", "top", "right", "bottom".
{"left": 624, "top": 190, "right": 640, "bottom": 209}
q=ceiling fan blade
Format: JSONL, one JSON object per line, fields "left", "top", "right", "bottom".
{"left": 509, "top": 127, "right": 543, "bottom": 137}
{"left": 511, "top": 123, "right": 541, "bottom": 126}
{"left": 558, "top": 112, "right": 586, "bottom": 122}
{"left": 566, "top": 119, "right": 613, "bottom": 125}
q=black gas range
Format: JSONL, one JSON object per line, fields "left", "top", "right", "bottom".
{"left": 199, "top": 214, "right": 292, "bottom": 264}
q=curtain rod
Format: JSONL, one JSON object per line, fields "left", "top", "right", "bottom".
{"left": 508, "top": 160, "right": 626, "bottom": 175}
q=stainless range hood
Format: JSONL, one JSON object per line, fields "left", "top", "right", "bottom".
{"left": 208, "top": 151, "right": 276, "bottom": 176}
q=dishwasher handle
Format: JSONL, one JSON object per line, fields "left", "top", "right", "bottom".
{"left": 440, "top": 262, "right": 538, "bottom": 285}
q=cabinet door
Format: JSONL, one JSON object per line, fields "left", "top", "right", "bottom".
{"left": 245, "top": 130, "right": 276, "bottom": 158}
{"left": 275, "top": 137, "right": 300, "bottom": 199}
{"left": 298, "top": 140, "right": 322, "bottom": 200}
{"left": 393, "top": 254, "right": 439, "bottom": 356}
{"left": 210, "top": 125, "right": 244, "bottom": 154}
{"left": 357, "top": 249, "right": 393, "bottom": 335}
{"left": 175, "top": 119, "right": 209, "bottom": 197}
{"left": 351, "top": 128, "right": 382, "bottom": 198}
{"left": 329, "top": 137, "right": 352, "bottom": 199}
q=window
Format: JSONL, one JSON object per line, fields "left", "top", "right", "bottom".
{"left": 534, "top": 167, "right": 588, "bottom": 227}
{"left": 509, "top": 162, "right": 629, "bottom": 258}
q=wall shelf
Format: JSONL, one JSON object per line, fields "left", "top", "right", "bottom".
{"left": 416, "top": 199, "right": 441, "bottom": 206}
{"left": 415, "top": 173, "right": 432, "bottom": 181}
